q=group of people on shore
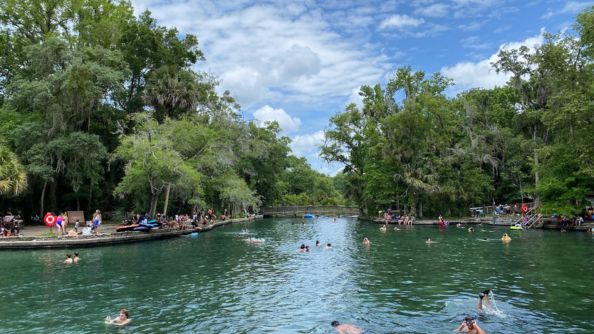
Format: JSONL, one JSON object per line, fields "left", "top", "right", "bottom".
{"left": 0, "top": 211, "right": 23, "bottom": 237}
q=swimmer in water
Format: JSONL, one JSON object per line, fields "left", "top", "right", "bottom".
{"left": 394, "top": 226, "right": 400, "bottom": 231}
{"left": 425, "top": 237, "right": 435, "bottom": 244}
{"left": 64, "top": 254, "right": 73, "bottom": 264}
{"left": 105, "top": 308, "right": 131, "bottom": 327}
{"left": 362, "top": 237, "right": 371, "bottom": 246}
{"left": 316, "top": 240, "right": 321, "bottom": 247}
{"left": 468, "top": 227, "right": 475, "bottom": 233}
{"left": 244, "top": 237, "right": 263, "bottom": 244}
{"left": 501, "top": 233, "right": 511, "bottom": 242}
{"left": 325, "top": 243, "right": 332, "bottom": 249}
{"left": 456, "top": 223, "right": 463, "bottom": 228}
{"left": 331, "top": 320, "right": 363, "bottom": 334}
{"left": 299, "top": 244, "right": 306, "bottom": 252}
{"left": 454, "top": 315, "right": 485, "bottom": 334}
{"left": 380, "top": 224, "right": 387, "bottom": 232}
{"left": 477, "top": 289, "right": 493, "bottom": 311}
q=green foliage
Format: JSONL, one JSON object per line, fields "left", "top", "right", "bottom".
{"left": 0, "top": 144, "right": 27, "bottom": 196}
{"left": 322, "top": 8, "right": 594, "bottom": 217}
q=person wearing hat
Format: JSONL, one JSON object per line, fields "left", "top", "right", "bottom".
{"left": 454, "top": 315, "right": 486, "bottom": 333}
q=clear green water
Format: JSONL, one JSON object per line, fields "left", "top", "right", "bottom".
{"left": 0, "top": 218, "right": 593, "bottom": 333}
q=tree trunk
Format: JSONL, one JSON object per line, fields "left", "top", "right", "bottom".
{"left": 49, "top": 181, "right": 57, "bottom": 212}
{"left": 163, "top": 183, "right": 171, "bottom": 217}
{"left": 149, "top": 193, "right": 159, "bottom": 217}
{"left": 40, "top": 180, "right": 47, "bottom": 214}
{"left": 533, "top": 128, "right": 540, "bottom": 206}
{"left": 88, "top": 183, "right": 93, "bottom": 212}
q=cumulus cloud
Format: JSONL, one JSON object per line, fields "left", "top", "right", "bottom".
{"left": 253, "top": 105, "right": 301, "bottom": 133}
{"left": 379, "top": 14, "right": 425, "bottom": 30}
{"left": 415, "top": 3, "right": 449, "bottom": 17}
{"left": 542, "top": 1, "right": 594, "bottom": 19}
{"left": 290, "top": 131, "right": 325, "bottom": 157}
{"left": 131, "top": 0, "right": 388, "bottom": 108}
{"left": 441, "top": 29, "right": 545, "bottom": 92}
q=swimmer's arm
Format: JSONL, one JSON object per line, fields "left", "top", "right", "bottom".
{"left": 114, "top": 319, "right": 130, "bottom": 326}
{"left": 453, "top": 322, "right": 465, "bottom": 332}
{"left": 474, "top": 323, "right": 486, "bottom": 334}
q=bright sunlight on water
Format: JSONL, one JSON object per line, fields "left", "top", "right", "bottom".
{"left": 0, "top": 218, "right": 592, "bottom": 333}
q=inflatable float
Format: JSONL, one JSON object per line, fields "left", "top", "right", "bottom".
{"left": 116, "top": 219, "right": 160, "bottom": 232}
{"left": 303, "top": 213, "right": 316, "bottom": 219}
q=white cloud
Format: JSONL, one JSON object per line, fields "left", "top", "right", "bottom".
{"left": 379, "top": 14, "right": 425, "bottom": 30}
{"left": 290, "top": 131, "right": 325, "bottom": 157}
{"left": 441, "top": 29, "right": 545, "bottom": 92}
{"left": 347, "top": 87, "right": 364, "bottom": 108}
{"left": 253, "top": 105, "right": 301, "bottom": 133}
{"left": 542, "top": 1, "right": 594, "bottom": 19}
{"left": 131, "top": 1, "right": 388, "bottom": 108}
{"left": 460, "top": 36, "right": 492, "bottom": 50}
{"left": 415, "top": 3, "right": 449, "bottom": 17}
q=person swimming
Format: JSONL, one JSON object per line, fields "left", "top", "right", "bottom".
{"left": 331, "top": 320, "right": 364, "bottom": 334}
{"left": 454, "top": 315, "right": 486, "bottom": 334}
{"left": 299, "top": 244, "right": 306, "bottom": 252}
{"left": 105, "top": 308, "right": 131, "bottom": 327}
{"left": 362, "top": 237, "right": 371, "bottom": 246}
{"left": 501, "top": 233, "right": 511, "bottom": 242}
{"left": 425, "top": 237, "right": 435, "bottom": 245}
{"left": 477, "top": 289, "right": 493, "bottom": 311}
{"left": 325, "top": 243, "right": 332, "bottom": 249}
{"left": 64, "top": 254, "right": 73, "bottom": 264}
{"left": 380, "top": 224, "right": 387, "bottom": 232}
{"left": 73, "top": 253, "right": 80, "bottom": 264}
{"left": 468, "top": 227, "right": 475, "bottom": 233}
{"left": 316, "top": 240, "right": 320, "bottom": 247}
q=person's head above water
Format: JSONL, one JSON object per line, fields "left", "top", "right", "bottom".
{"left": 464, "top": 315, "right": 475, "bottom": 325}
{"left": 331, "top": 320, "right": 340, "bottom": 327}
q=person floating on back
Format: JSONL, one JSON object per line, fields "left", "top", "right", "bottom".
{"left": 331, "top": 320, "right": 363, "bottom": 334}
{"left": 454, "top": 315, "right": 486, "bottom": 334}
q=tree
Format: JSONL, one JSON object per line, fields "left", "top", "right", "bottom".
{"left": 0, "top": 144, "right": 27, "bottom": 196}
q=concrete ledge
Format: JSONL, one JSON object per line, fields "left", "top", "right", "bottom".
{"left": 0, "top": 215, "right": 262, "bottom": 250}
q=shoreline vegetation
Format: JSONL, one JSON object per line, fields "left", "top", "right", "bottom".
{"left": 0, "top": 1, "right": 592, "bottom": 225}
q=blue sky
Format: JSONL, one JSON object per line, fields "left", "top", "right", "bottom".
{"left": 131, "top": 0, "right": 592, "bottom": 175}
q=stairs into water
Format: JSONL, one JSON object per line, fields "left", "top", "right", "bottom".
{"left": 514, "top": 206, "right": 543, "bottom": 229}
